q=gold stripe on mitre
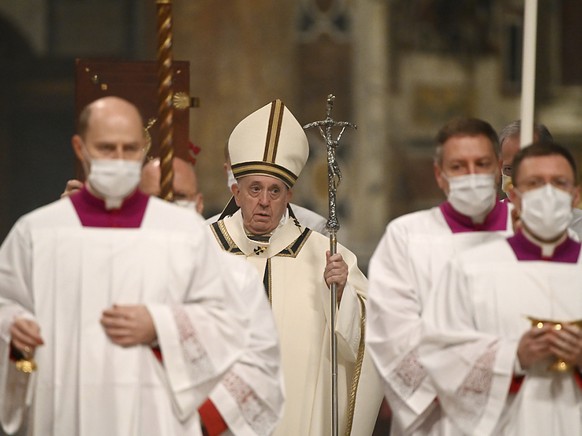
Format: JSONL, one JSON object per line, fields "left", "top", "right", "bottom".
{"left": 231, "top": 161, "right": 298, "bottom": 188}
{"left": 263, "top": 100, "right": 285, "bottom": 163}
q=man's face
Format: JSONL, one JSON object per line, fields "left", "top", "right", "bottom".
{"left": 233, "top": 174, "right": 292, "bottom": 235}
{"left": 509, "top": 154, "right": 580, "bottom": 214}
{"left": 139, "top": 158, "right": 204, "bottom": 214}
{"left": 434, "top": 134, "right": 499, "bottom": 194}
{"left": 499, "top": 134, "right": 521, "bottom": 179}
{"left": 73, "top": 99, "right": 145, "bottom": 174}
{"left": 172, "top": 158, "right": 203, "bottom": 213}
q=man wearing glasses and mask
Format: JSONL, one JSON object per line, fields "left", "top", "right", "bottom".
{"left": 420, "top": 141, "right": 582, "bottom": 435}
{"left": 498, "top": 119, "right": 582, "bottom": 239}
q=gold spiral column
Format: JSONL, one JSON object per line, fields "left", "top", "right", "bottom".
{"left": 156, "top": 0, "right": 174, "bottom": 201}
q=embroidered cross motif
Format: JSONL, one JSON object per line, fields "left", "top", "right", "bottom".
{"left": 254, "top": 246, "right": 266, "bottom": 255}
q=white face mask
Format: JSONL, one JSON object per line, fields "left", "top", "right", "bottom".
{"left": 518, "top": 184, "right": 573, "bottom": 241}
{"left": 174, "top": 199, "right": 198, "bottom": 212}
{"left": 87, "top": 159, "right": 142, "bottom": 209}
{"left": 445, "top": 173, "right": 497, "bottom": 218}
{"left": 502, "top": 174, "right": 513, "bottom": 196}
{"left": 226, "top": 168, "right": 238, "bottom": 189}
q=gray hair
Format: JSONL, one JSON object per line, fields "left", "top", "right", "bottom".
{"left": 498, "top": 120, "right": 553, "bottom": 153}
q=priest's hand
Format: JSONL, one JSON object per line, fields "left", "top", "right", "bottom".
{"left": 547, "top": 323, "right": 582, "bottom": 367}
{"left": 101, "top": 304, "right": 157, "bottom": 347}
{"left": 61, "top": 179, "right": 83, "bottom": 198}
{"left": 10, "top": 318, "right": 44, "bottom": 356}
{"left": 324, "top": 251, "right": 348, "bottom": 303}
{"left": 517, "top": 325, "right": 553, "bottom": 369}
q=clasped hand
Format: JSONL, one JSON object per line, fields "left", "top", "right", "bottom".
{"left": 10, "top": 318, "right": 44, "bottom": 356}
{"left": 517, "top": 323, "right": 582, "bottom": 369}
{"left": 101, "top": 304, "right": 157, "bottom": 347}
{"left": 10, "top": 304, "right": 156, "bottom": 356}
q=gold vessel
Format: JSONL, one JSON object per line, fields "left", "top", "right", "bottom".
{"left": 14, "top": 346, "right": 37, "bottom": 374}
{"left": 15, "top": 358, "right": 37, "bottom": 373}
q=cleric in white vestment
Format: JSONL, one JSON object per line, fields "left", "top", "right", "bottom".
{"left": 0, "top": 97, "right": 248, "bottom": 436}
{"left": 138, "top": 156, "right": 285, "bottom": 436}
{"left": 366, "top": 118, "right": 513, "bottom": 435}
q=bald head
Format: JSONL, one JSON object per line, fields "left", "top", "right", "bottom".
{"left": 72, "top": 97, "right": 146, "bottom": 175}
{"left": 140, "top": 157, "right": 204, "bottom": 214}
{"left": 77, "top": 96, "right": 144, "bottom": 141}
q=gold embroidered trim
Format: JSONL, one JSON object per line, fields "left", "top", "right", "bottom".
{"left": 275, "top": 229, "right": 311, "bottom": 258}
{"left": 266, "top": 258, "right": 272, "bottom": 305}
{"left": 344, "top": 294, "right": 366, "bottom": 435}
{"left": 210, "top": 220, "right": 242, "bottom": 254}
{"left": 231, "top": 161, "right": 297, "bottom": 187}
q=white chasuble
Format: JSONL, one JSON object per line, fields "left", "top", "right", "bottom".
{"left": 421, "top": 234, "right": 582, "bottom": 436}
{"left": 0, "top": 197, "right": 247, "bottom": 436}
{"left": 367, "top": 202, "right": 512, "bottom": 435}
{"left": 210, "top": 210, "right": 383, "bottom": 436}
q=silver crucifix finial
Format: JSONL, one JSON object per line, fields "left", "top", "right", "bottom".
{"left": 303, "top": 94, "right": 356, "bottom": 234}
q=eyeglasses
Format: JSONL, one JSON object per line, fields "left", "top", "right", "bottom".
{"left": 516, "top": 178, "right": 574, "bottom": 192}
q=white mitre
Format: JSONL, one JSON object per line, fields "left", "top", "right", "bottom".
{"left": 228, "top": 99, "right": 309, "bottom": 188}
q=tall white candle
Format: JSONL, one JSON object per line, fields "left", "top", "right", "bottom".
{"left": 520, "top": 0, "right": 538, "bottom": 148}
